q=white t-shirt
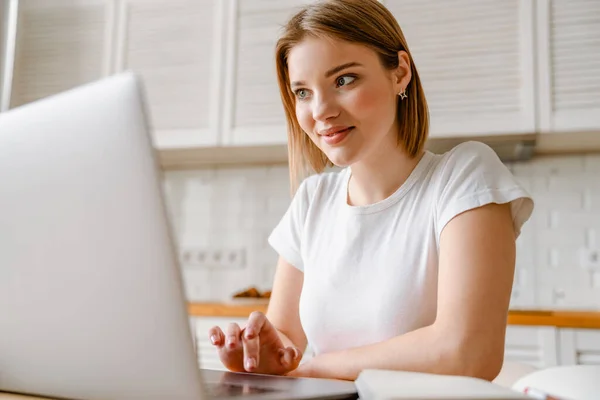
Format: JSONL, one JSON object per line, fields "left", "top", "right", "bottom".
{"left": 268, "top": 141, "right": 534, "bottom": 356}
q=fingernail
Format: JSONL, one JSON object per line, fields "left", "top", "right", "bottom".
{"left": 245, "top": 328, "right": 254, "bottom": 338}
{"left": 292, "top": 348, "right": 300, "bottom": 359}
{"left": 227, "top": 337, "right": 235, "bottom": 348}
{"left": 245, "top": 358, "right": 256, "bottom": 370}
{"left": 210, "top": 335, "right": 218, "bottom": 345}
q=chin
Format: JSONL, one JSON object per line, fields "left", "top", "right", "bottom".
{"left": 322, "top": 148, "right": 360, "bottom": 168}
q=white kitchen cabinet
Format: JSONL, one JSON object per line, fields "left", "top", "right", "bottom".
{"left": 3, "top": 0, "right": 598, "bottom": 164}
{"left": 9, "top": 0, "right": 113, "bottom": 109}
{"left": 558, "top": 328, "right": 600, "bottom": 365}
{"left": 114, "top": 0, "right": 224, "bottom": 149}
{"left": 1, "top": 0, "right": 224, "bottom": 151}
{"left": 504, "top": 326, "right": 559, "bottom": 369}
{"left": 221, "top": 0, "right": 313, "bottom": 146}
{"left": 536, "top": 0, "right": 600, "bottom": 133}
{"left": 225, "top": 0, "right": 538, "bottom": 145}
{"left": 382, "top": 0, "right": 536, "bottom": 138}
{"left": 506, "top": 326, "right": 600, "bottom": 368}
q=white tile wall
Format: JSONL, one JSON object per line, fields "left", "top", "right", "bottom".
{"left": 163, "top": 165, "right": 290, "bottom": 301}
{"left": 163, "top": 153, "right": 600, "bottom": 309}
{"left": 507, "top": 153, "right": 600, "bottom": 309}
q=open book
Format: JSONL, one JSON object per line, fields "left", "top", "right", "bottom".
{"left": 355, "top": 369, "right": 530, "bottom": 399}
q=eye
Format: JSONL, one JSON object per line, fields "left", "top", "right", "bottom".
{"left": 294, "top": 88, "right": 310, "bottom": 100}
{"left": 336, "top": 75, "right": 356, "bottom": 87}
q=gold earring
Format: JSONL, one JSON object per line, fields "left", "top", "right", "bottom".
{"left": 398, "top": 88, "right": 407, "bottom": 100}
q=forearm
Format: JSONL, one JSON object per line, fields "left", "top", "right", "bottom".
{"left": 303, "top": 324, "right": 501, "bottom": 381}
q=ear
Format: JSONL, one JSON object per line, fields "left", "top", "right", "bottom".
{"left": 393, "top": 50, "right": 412, "bottom": 95}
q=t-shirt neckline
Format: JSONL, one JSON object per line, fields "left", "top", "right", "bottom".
{"left": 343, "top": 151, "right": 435, "bottom": 214}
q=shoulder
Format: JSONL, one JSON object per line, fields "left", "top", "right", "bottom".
{"left": 296, "top": 169, "right": 347, "bottom": 202}
{"left": 286, "top": 169, "right": 347, "bottom": 219}
{"left": 430, "top": 140, "right": 512, "bottom": 189}
{"left": 437, "top": 140, "right": 502, "bottom": 173}
{"left": 429, "top": 141, "right": 534, "bottom": 239}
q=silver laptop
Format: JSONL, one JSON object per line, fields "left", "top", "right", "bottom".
{"left": 0, "top": 72, "right": 357, "bottom": 400}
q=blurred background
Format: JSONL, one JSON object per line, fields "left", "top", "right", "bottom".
{"left": 1, "top": 0, "right": 599, "bottom": 315}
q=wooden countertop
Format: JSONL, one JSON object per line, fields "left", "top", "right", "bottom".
{"left": 507, "top": 309, "right": 600, "bottom": 329}
{"left": 188, "top": 302, "right": 600, "bottom": 329}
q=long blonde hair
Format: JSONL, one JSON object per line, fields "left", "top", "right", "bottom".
{"left": 275, "top": 0, "right": 429, "bottom": 193}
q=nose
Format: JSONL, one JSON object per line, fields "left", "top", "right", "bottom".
{"left": 312, "top": 92, "right": 339, "bottom": 122}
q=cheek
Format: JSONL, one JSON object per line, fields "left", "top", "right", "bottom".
{"left": 295, "top": 103, "right": 315, "bottom": 134}
{"left": 348, "top": 85, "right": 394, "bottom": 123}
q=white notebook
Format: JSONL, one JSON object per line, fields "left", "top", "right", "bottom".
{"left": 355, "top": 369, "right": 530, "bottom": 400}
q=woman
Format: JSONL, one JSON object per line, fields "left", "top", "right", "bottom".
{"left": 208, "top": 0, "right": 534, "bottom": 382}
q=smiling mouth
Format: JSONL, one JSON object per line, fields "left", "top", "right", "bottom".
{"left": 323, "top": 127, "right": 354, "bottom": 136}
{"left": 319, "top": 127, "right": 354, "bottom": 146}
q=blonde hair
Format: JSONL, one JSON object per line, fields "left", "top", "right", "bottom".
{"left": 275, "top": 0, "right": 429, "bottom": 193}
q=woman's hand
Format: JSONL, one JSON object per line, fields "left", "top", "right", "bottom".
{"left": 208, "top": 311, "right": 303, "bottom": 375}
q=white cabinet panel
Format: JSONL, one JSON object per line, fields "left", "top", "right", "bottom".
{"left": 223, "top": 0, "right": 313, "bottom": 146}
{"left": 10, "top": 0, "right": 112, "bottom": 108}
{"left": 115, "top": 0, "right": 223, "bottom": 149}
{"left": 559, "top": 328, "right": 600, "bottom": 366}
{"left": 537, "top": 0, "right": 600, "bottom": 133}
{"left": 575, "top": 329, "right": 600, "bottom": 365}
{"left": 383, "top": 0, "right": 536, "bottom": 138}
{"left": 504, "top": 326, "right": 558, "bottom": 368}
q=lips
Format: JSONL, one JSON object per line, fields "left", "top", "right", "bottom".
{"left": 319, "top": 126, "right": 354, "bottom": 145}
{"left": 319, "top": 126, "right": 354, "bottom": 136}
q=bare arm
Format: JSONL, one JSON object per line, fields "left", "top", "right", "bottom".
{"left": 265, "top": 256, "right": 308, "bottom": 353}
{"left": 289, "top": 202, "right": 515, "bottom": 381}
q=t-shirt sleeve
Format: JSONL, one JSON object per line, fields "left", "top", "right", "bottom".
{"left": 435, "top": 141, "right": 534, "bottom": 242}
{"left": 267, "top": 176, "right": 316, "bottom": 271}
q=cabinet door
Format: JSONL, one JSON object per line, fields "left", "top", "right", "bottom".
{"left": 558, "top": 328, "right": 600, "bottom": 365}
{"left": 222, "top": 0, "right": 313, "bottom": 146}
{"left": 537, "top": 0, "right": 600, "bottom": 133}
{"left": 115, "top": 0, "right": 223, "bottom": 149}
{"left": 382, "top": 0, "right": 536, "bottom": 138}
{"left": 504, "top": 326, "right": 559, "bottom": 368}
{"left": 9, "top": 0, "right": 113, "bottom": 108}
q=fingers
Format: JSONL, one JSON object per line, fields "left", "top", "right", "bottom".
{"left": 241, "top": 312, "right": 268, "bottom": 372}
{"left": 279, "top": 346, "right": 302, "bottom": 370}
{"left": 225, "top": 323, "right": 242, "bottom": 350}
{"left": 244, "top": 311, "right": 268, "bottom": 340}
{"left": 208, "top": 326, "right": 225, "bottom": 347}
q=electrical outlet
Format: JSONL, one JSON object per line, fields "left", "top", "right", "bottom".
{"left": 179, "top": 246, "right": 246, "bottom": 269}
{"left": 579, "top": 248, "right": 600, "bottom": 270}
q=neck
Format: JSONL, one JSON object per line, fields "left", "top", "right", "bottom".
{"left": 347, "top": 134, "right": 424, "bottom": 207}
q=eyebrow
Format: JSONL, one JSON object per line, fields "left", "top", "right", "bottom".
{"left": 290, "top": 62, "right": 363, "bottom": 89}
